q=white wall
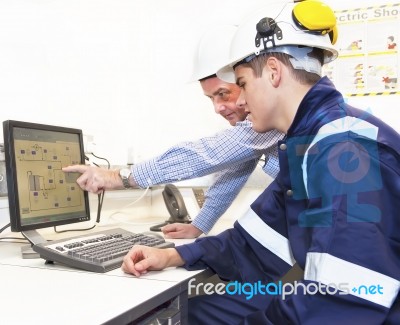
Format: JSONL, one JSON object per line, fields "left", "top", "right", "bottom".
{"left": 0, "top": 0, "right": 398, "bottom": 167}
{"left": 0, "top": 0, "right": 279, "bottom": 165}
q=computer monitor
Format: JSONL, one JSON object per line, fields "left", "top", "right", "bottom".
{"left": 3, "top": 120, "right": 90, "bottom": 245}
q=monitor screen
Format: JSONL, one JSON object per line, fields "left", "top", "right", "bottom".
{"left": 3, "top": 120, "right": 90, "bottom": 232}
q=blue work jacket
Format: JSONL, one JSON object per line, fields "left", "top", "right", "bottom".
{"left": 177, "top": 77, "right": 400, "bottom": 324}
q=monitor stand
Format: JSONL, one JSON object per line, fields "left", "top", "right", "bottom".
{"left": 21, "top": 230, "right": 47, "bottom": 259}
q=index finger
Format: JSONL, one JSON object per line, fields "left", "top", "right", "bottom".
{"left": 62, "top": 164, "right": 89, "bottom": 174}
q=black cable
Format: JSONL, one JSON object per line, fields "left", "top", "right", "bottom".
{"left": 0, "top": 223, "right": 10, "bottom": 233}
{"left": 90, "top": 152, "right": 111, "bottom": 169}
{"left": 96, "top": 190, "right": 105, "bottom": 223}
{"left": 54, "top": 223, "right": 96, "bottom": 233}
{"left": 54, "top": 151, "right": 110, "bottom": 233}
{"left": 87, "top": 152, "right": 110, "bottom": 223}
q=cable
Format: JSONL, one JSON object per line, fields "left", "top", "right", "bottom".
{"left": 87, "top": 151, "right": 110, "bottom": 223}
{"left": 54, "top": 151, "right": 110, "bottom": 234}
{"left": 96, "top": 190, "right": 105, "bottom": 223}
{"left": 0, "top": 222, "right": 10, "bottom": 233}
{"left": 87, "top": 153, "right": 154, "bottom": 226}
{"left": 107, "top": 185, "right": 150, "bottom": 219}
{"left": 0, "top": 237, "right": 29, "bottom": 244}
{"left": 0, "top": 223, "right": 29, "bottom": 243}
{"left": 257, "top": 153, "right": 266, "bottom": 169}
{"left": 54, "top": 223, "right": 96, "bottom": 234}
{"left": 89, "top": 152, "right": 111, "bottom": 169}
{"left": 106, "top": 186, "right": 160, "bottom": 226}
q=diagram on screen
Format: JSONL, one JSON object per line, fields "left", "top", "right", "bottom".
{"left": 14, "top": 139, "right": 83, "bottom": 218}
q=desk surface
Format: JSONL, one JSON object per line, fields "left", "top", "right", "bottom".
{"left": 0, "top": 237, "right": 214, "bottom": 325}
{"left": 0, "top": 190, "right": 237, "bottom": 324}
{"left": 0, "top": 220, "right": 226, "bottom": 324}
{"left": 0, "top": 264, "right": 183, "bottom": 325}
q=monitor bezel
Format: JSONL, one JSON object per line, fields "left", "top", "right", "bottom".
{"left": 3, "top": 120, "right": 90, "bottom": 232}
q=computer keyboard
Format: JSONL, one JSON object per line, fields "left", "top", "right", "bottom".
{"left": 32, "top": 228, "right": 175, "bottom": 273}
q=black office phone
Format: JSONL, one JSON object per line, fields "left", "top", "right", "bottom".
{"left": 150, "top": 184, "right": 204, "bottom": 231}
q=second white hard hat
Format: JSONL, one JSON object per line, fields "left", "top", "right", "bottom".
{"left": 190, "top": 25, "right": 237, "bottom": 82}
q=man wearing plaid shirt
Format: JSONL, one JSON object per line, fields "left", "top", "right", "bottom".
{"left": 63, "top": 25, "right": 283, "bottom": 238}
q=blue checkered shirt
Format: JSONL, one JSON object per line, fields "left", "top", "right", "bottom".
{"left": 132, "top": 120, "right": 283, "bottom": 234}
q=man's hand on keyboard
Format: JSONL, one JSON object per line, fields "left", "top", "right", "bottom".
{"left": 121, "top": 246, "right": 185, "bottom": 277}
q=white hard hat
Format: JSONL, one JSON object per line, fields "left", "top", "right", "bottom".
{"left": 190, "top": 25, "right": 238, "bottom": 82}
{"left": 217, "top": 0, "right": 339, "bottom": 83}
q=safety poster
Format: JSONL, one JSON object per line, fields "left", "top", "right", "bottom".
{"left": 323, "top": 3, "right": 400, "bottom": 96}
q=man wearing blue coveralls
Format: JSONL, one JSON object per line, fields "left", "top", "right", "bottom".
{"left": 121, "top": 1, "right": 400, "bottom": 323}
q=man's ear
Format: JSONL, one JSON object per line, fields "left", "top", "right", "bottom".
{"left": 265, "top": 57, "right": 281, "bottom": 87}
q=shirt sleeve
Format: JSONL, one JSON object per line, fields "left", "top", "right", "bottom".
{"left": 191, "top": 158, "right": 259, "bottom": 234}
{"left": 131, "top": 121, "right": 282, "bottom": 187}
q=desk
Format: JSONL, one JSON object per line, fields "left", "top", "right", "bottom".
{"left": 0, "top": 225, "right": 216, "bottom": 325}
{"left": 0, "top": 188, "right": 242, "bottom": 324}
{"left": 0, "top": 264, "right": 186, "bottom": 324}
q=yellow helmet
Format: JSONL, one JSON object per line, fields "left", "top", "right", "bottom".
{"left": 217, "top": 0, "right": 338, "bottom": 83}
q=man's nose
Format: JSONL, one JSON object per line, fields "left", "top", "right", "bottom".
{"left": 236, "top": 91, "right": 246, "bottom": 108}
{"left": 214, "top": 102, "right": 227, "bottom": 114}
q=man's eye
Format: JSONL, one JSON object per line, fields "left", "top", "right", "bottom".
{"left": 218, "top": 91, "right": 230, "bottom": 101}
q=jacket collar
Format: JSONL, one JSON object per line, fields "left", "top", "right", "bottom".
{"left": 286, "top": 77, "right": 344, "bottom": 137}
